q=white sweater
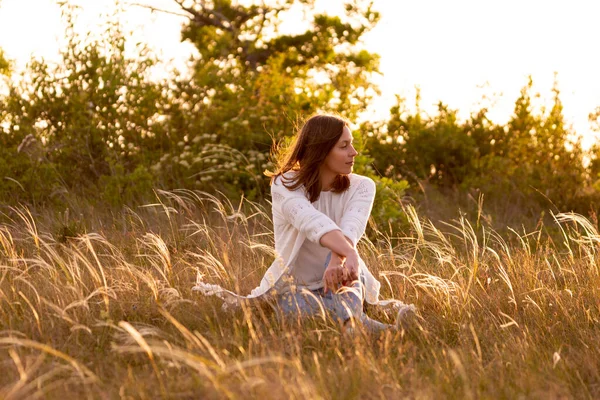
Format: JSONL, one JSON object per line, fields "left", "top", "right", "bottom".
{"left": 194, "top": 172, "right": 403, "bottom": 309}
{"left": 286, "top": 186, "right": 367, "bottom": 288}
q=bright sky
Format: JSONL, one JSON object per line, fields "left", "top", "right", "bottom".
{"left": 1, "top": 0, "right": 599, "bottom": 147}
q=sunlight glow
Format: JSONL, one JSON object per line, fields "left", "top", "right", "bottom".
{"left": 0, "top": 0, "right": 599, "bottom": 146}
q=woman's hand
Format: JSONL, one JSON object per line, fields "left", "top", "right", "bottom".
{"left": 319, "top": 231, "right": 360, "bottom": 282}
{"left": 343, "top": 248, "right": 360, "bottom": 282}
{"left": 323, "top": 265, "right": 348, "bottom": 294}
{"left": 323, "top": 254, "right": 348, "bottom": 294}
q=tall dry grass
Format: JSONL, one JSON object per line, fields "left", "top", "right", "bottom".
{"left": 0, "top": 190, "right": 599, "bottom": 399}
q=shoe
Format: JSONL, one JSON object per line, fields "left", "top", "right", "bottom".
{"left": 395, "top": 303, "right": 417, "bottom": 331}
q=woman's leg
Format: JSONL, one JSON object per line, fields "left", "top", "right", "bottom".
{"left": 328, "top": 280, "right": 363, "bottom": 321}
{"left": 332, "top": 280, "right": 393, "bottom": 333}
{"left": 277, "top": 284, "right": 394, "bottom": 333}
{"left": 277, "top": 285, "right": 360, "bottom": 324}
{"left": 359, "top": 314, "right": 393, "bottom": 333}
{"left": 278, "top": 253, "right": 395, "bottom": 332}
{"left": 324, "top": 251, "right": 395, "bottom": 333}
{"left": 277, "top": 288, "right": 330, "bottom": 320}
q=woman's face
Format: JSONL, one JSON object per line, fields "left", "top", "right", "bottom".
{"left": 320, "top": 126, "right": 358, "bottom": 177}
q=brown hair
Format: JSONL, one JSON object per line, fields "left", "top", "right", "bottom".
{"left": 266, "top": 114, "right": 351, "bottom": 202}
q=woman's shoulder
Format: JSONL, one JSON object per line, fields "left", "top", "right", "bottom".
{"left": 271, "top": 171, "right": 306, "bottom": 198}
{"left": 349, "top": 173, "right": 376, "bottom": 192}
{"left": 272, "top": 170, "right": 299, "bottom": 187}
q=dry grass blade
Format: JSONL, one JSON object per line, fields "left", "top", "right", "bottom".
{"left": 0, "top": 337, "right": 98, "bottom": 382}
{"left": 1, "top": 199, "right": 600, "bottom": 398}
{"left": 117, "top": 321, "right": 166, "bottom": 397}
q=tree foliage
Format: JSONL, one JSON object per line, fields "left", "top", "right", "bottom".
{"left": 169, "top": 0, "right": 380, "bottom": 147}
{"left": 366, "top": 76, "right": 593, "bottom": 214}
{"left": 0, "top": 6, "right": 166, "bottom": 204}
{"left": 0, "top": 1, "right": 598, "bottom": 220}
{"left": 0, "top": 49, "right": 9, "bottom": 76}
{"left": 0, "top": 0, "right": 393, "bottom": 206}
{"left": 148, "top": 0, "right": 386, "bottom": 199}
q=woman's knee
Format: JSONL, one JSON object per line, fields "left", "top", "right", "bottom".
{"left": 277, "top": 290, "right": 326, "bottom": 320}
{"left": 335, "top": 283, "right": 364, "bottom": 319}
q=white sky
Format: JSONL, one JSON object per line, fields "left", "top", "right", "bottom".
{"left": 1, "top": 0, "right": 599, "bottom": 147}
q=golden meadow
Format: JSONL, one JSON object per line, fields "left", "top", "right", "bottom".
{"left": 1, "top": 190, "right": 598, "bottom": 399}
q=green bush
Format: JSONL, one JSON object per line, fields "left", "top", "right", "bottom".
{"left": 0, "top": 5, "right": 168, "bottom": 201}
{"left": 352, "top": 127, "right": 410, "bottom": 235}
{"left": 367, "top": 78, "right": 593, "bottom": 215}
{"left": 99, "top": 164, "right": 154, "bottom": 207}
{"left": 0, "top": 144, "right": 64, "bottom": 206}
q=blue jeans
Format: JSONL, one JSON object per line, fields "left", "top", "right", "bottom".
{"left": 277, "top": 281, "right": 364, "bottom": 323}
{"left": 277, "top": 253, "right": 391, "bottom": 333}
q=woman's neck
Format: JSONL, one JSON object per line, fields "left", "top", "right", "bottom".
{"left": 320, "top": 170, "right": 336, "bottom": 192}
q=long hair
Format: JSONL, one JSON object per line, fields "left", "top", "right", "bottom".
{"left": 266, "top": 114, "right": 351, "bottom": 202}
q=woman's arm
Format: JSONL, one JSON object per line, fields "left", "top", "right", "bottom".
{"left": 323, "top": 251, "right": 348, "bottom": 293}
{"left": 319, "top": 230, "right": 355, "bottom": 257}
{"left": 271, "top": 177, "right": 342, "bottom": 244}
{"left": 320, "top": 230, "right": 359, "bottom": 281}
{"left": 321, "top": 177, "right": 376, "bottom": 283}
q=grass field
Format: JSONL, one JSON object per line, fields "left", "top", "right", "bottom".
{"left": 1, "top": 190, "right": 599, "bottom": 399}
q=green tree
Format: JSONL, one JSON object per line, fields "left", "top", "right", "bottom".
{"left": 170, "top": 1, "right": 376, "bottom": 141}
{"left": 534, "top": 79, "right": 585, "bottom": 206}
{"left": 366, "top": 92, "right": 478, "bottom": 188}
{"left": 585, "top": 107, "right": 600, "bottom": 191}
{"left": 498, "top": 76, "right": 585, "bottom": 209}
{"left": 0, "top": 5, "right": 165, "bottom": 204}
{"left": 464, "top": 77, "right": 544, "bottom": 205}
{"left": 0, "top": 49, "right": 9, "bottom": 76}
{"left": 153, "top": 0, "right": 383, "bottom": 198}
{"left": 463, "top": 77, "right": 587, "bottom": 211}
{"left": 366, "top": 76, "right": 589, "bottom": 215}
{"left": 0, "top": 0, "right": 6, "bottom": 75}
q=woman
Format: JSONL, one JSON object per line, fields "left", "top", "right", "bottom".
{"left": 194, "top": 114, "right": 415, "bottom": 333}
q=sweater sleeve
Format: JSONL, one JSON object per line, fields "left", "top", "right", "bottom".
{"left": 271, "top": 176, "right": 341, "bottom": 244}
{"left": 339, "top": 177, "right": 376, "bottom": 247}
